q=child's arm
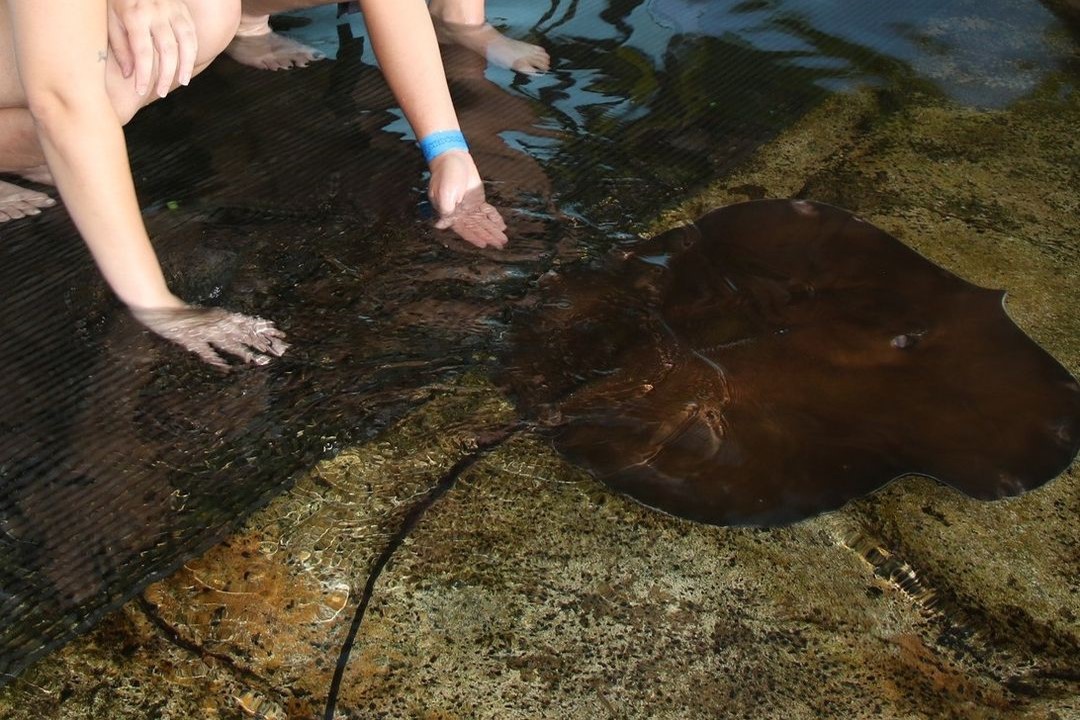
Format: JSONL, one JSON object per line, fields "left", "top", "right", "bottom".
{"left": 7, "top": 0, "right": 286, "bottom": 366}
{"left": 359, "top": 0, "right": 507, "bottom": 248}
{"left": 10, "top": 0, "right": 180, "bottom": 310}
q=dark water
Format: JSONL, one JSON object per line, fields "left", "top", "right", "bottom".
{"left": 0, "top": 0, "right": 1074, "bottom": 684}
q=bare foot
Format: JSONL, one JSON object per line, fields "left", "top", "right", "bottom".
{"left": 432, "top": 18, "right": 550, "bottom": 74}
{"left": 19, "top": 164, "right": 55, "bottom": 186}
{"left": 131, "top": 305, "right": 289, "bottom": 369}
{"left": 225, "top": 13, "right": 326, "bottom": 71}
{"left": 0, "top": 179, "right": 56, "bottom": 223}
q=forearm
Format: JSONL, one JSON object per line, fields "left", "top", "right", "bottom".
{"left": 359, "top": 0, "right": 461, "bottom": 141}
{"left": 32, "top": 106, "right": 177, "bottom": 308}
{"left": 9, "top": 0, "right": 178, "bottom": 309}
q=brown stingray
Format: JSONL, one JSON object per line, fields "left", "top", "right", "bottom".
{"left": 502, "top": 199, "right": 1080, "bottom": 526}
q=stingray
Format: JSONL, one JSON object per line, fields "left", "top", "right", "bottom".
{"left": 501, "top": 199, "right": 1080, "bottom": 526}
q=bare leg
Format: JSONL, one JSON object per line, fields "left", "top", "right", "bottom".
{"left": 230, "top": 0, "right": 548, "bottom": 74}
{"left": 0, "top": 108, "right": 54, "bottom": 222}
{"left": 428, "top": 0, "right": 550, "bottom": 74}
{"left": 0, "top": 0, "right": 238, "bottom": 225}
{"left": 226, "top": 1, "right": 325, "bottom": 70}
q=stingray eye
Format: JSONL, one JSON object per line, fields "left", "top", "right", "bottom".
{"left": 660, "top": 226, "right": 697, "bottom": 251}
{"left": 891, "top": 333, "right": 920, "bottom": 349}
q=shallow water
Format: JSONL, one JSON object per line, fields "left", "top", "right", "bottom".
{"left": 0, "top": 0, "right": 1077, "bottom": 698}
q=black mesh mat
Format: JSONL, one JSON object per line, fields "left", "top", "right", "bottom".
{"left": 0, "top": 0, "right": 1069, "bottom": 685}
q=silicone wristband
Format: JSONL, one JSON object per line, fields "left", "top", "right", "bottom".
{"left": 419, "top": 129, "right": 469, "bottom": 164}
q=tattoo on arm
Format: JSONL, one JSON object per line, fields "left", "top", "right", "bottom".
{"left": 98, "top": 50, "right": 108, "bottom": 62}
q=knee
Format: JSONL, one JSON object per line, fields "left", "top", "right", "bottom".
{"left": 185, "top": 0, "right": 242, "bottom": 63}
{"left": 104, "top": 0, "right": 241, "bottom": 127}
{"left": 112, "top": 98, "right": 142, "bottom": 126}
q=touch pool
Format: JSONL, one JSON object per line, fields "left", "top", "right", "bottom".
{"left": 0, "top": 1, "right": 1078, "bottom": 718}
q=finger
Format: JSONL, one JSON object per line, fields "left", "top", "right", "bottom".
{"left": 449, "top": 205, "right": 507, "bottom": 248}
{"left": 477, "top": 221, "right": 507, "bottom": 248}
{"left": 244, "top": 328, "right": 275, "bottom": 355}
{"left": 217, "top": 338, "right": 260, "bottom": 365}
{"left": 260, "top": 326, "right": 287, "bottom": 340}
{"left": 129, "top": 23, "right": 155, "bottom": 96}
{"left": 254, "top": 323, "right": 290, "bottom": 356}
{"left": 190, "top": 342, "right": 231, "bottom": 370}
{"left": 481, "top": 203, "right": 507, "bottom": 231}
{"left": 172, "top": 13, "right": 198, "bottom": 86}
{"left": 478, "top": 217, "right": 507, "bottom": 247}
{"left": 451, "top": 217, "right": 487, "bottom": 248}
{"left": 252, "top": 332, "right": 290, "bottom": 357}
{"left": 154, "top": 25, "right": 180, "bottom": 98}
{"left": 107, "top": 11, "right": 135, "bottom": 78}
{"left": 228, "top": 315, "right": 289, "bottom": 359}
{"left": 434, "top": 214, "right": 456, "bottom": 231}
{"left": 482, "top": 227, "right": 508, "bottom": 248}
{"left": 266, "top": 336, "right": 290, "bottom": 356}
{"left": 252, "top": 321, "right": 288, "bottom": 342}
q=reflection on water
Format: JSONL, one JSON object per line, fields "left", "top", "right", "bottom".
{"left": 0, "top": 0, "right": 1075, "bottom": 684}
{"left": 293, "top": 0, "right": 1072, "bottom": 228}
{"left": 643, "top": 0, "right": 1068, "bottom": 105}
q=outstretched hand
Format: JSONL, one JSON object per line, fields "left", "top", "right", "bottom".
{"left": 131, "top": 305, "right": 289, "bottom": 369}
{"left": 107, "top": 0, "right": 198, "bottom": 98}
{"left": 428, "top": 151, "right": 508, "bottom": 248}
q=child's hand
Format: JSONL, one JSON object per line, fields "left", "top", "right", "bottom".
{"left": 130, "top": 305, "right": 289, "bottom": 369}
{"left": 107, "top": 0, "right": 198, "bottom": 98}
{"left": 428, "top": 151, "right": 508, "bottom": 248}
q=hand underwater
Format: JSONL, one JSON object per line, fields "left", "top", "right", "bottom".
{"left": 107, "top": 0, "right": 198, "bottom": 98}
{"left": 428, "top": 151, "right": 508, "bottom": 249}
{"left": 131, "top": 305, "right": 289, "bottom": 369}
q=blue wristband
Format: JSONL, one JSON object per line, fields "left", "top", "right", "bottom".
{"left": 419, "top": 129, "right": 469, "bottom": 164}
